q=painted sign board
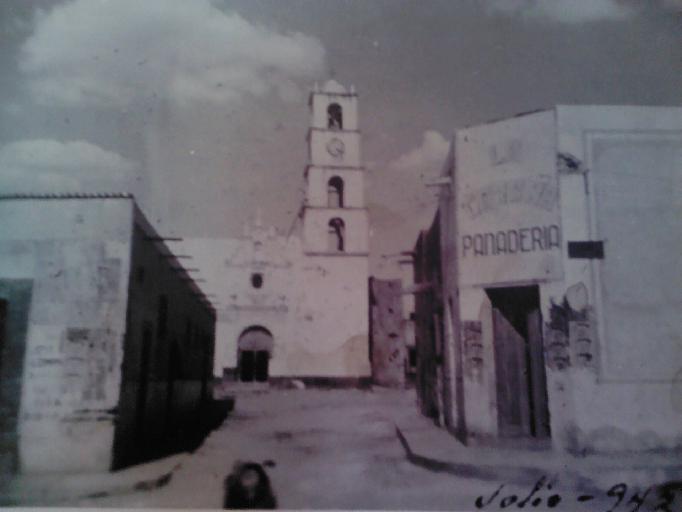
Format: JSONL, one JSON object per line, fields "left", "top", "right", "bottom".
{"left": 456, "top": 110, "right": 563, "bottom": 286}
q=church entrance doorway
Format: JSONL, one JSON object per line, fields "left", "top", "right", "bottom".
{"left": 237, "top": 326, "right": 273, "bottom": 383}
{"left": 485, "top": 285, "right": 550, "bottom": 440}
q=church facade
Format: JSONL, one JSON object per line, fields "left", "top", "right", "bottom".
{"left": 174, "top": 80, "right": 371, "bottom": 383}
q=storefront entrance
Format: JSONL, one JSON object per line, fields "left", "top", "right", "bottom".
{"left": 237, "top": 326, "right": 273, "bottom": 383}
{"left": 486, "top": 285, "right": 550, "bottom": 439}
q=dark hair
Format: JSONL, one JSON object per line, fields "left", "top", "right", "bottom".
{"left": 223, "top": 462, "right": 277, "bottom": 509}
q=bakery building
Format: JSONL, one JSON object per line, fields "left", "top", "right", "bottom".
{"left": 414, "top": 105, "right": 682, "bottom": 453}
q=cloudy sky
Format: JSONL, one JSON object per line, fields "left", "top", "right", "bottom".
{"left": 1, "top": 0, "right": 681, "bottom": 277}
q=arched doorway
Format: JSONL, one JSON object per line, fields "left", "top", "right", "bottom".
{"left": 237, "top": 326, "right": 273, "bottom": 382}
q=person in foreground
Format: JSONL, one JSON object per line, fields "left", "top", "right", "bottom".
{"left": 223, "top": 461, "right": 277, "bottom": 509}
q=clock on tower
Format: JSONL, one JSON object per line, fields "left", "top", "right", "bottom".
{"left": 326, "top": 138, "right": 345, "bottom": 159}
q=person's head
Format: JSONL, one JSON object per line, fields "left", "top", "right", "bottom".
{"left": 224, "top": 460, "right": 277, "bottom": 509}
{"left": 238, "top": 463, "right": 268, "bottom": 498}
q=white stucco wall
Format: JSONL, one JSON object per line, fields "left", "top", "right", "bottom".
{"left": 456, "top": 110, "right": 562, "bottom": 287}
{"left": 0, "top": 197, "right": 133, "bottom": 472}
{"left": 290, "top": 255, "right": 370, "bottom": 377}
{"left": 548, "top": 105, "right": 682, "bottom": 451}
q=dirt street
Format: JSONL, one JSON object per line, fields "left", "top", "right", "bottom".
{"left": 70, "top": 387, "right": 668, "bottom": 511}
{"left": 68, "top": 388, "right": 513, "bottom": 509}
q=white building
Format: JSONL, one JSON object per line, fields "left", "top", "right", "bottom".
{"left": 0, "top": 195, "right": 215, "bottom": 474}
{"left": 417, "top": 105, "right": 682, "bottom": 453}
{"left": 173, "top": 80, "right": 371, "bottom": 384}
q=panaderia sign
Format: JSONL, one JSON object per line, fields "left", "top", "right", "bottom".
{"left": 456, "top": 111, "right": 563, "bottom": 286}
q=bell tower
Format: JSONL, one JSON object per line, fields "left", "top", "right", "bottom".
{"left": 302, "top": 80, "right": 369, "bottom": 255}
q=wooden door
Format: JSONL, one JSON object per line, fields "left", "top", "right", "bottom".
{"left": 240, "top": 351, "right": 255, "bottom": 382}
{"left": 254, "top": 351, "right": 269, "bottom": 382}
{"left": 527, "top": 310, "right": 550, "bottom": 437}
{"left": 492, "top": 308, "right": 531, "bottom": 437}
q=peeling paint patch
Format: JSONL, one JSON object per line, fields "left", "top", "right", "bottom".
{"left": 462, "top": 320, "right": 484, "bottom": 380}
{"left": 96, "top": 258, "right": 121, "bottom": 301}
{"left": 544, "top": 288, "right": 597, "bottom": 371}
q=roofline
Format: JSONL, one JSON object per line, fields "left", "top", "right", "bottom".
{"left": 0, "top": 192, "right": 134, "bottom": 201}
{"left": 0, "top": 192, "right": 215, "bottom": 317}
{"left": 456, "top": 104, "right": 682, "bottom": 133}
{"left": 458, "top": 108, "right": 552, "bottom": 132}
{"left": 131, "top": 203, "right": 216, "bottom": 317}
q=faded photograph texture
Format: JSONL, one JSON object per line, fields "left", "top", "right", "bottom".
{"left": 1, "top": 1, "right": 681, "bottom": 510}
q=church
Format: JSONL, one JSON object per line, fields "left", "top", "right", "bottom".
{"left": 172, "top": 80, "right": 371, "bottom": 384}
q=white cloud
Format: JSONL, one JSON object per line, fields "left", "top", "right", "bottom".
{"left": 486, "top": 0, "right": 635, "bottom": 23}
{"left": 367, "top": 130, "right": 450, "bottom": 273}
{"left": 0, "top": 139, "right": 137, "bottom": 193}
{"left": 20, "top": 0, "right": 326, "bottom": 107}
{"left": 388, "top": 130, "right": 450, "bottom": 172}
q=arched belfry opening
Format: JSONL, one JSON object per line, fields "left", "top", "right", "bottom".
{"left": 237, "top": 326, "right": 273, "bottom": 382}
{"left": 328, "top": 217, "right": 345, "bottom": 252}
{"left": 327, "top": 176, "right": 344, "bottom": 208}
{"left": 327, "top": 103, "right": 343, "bottom": 130}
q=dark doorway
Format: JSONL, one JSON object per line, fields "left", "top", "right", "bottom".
{"left": 254, "top": 351, "right": 269, "bottom": 382}
{"left": 240, "top": 351, "right": 255, "bottom": 382}
{"left": 239, "top": 350, "right": 269, "bottom": 382}
{"left": 486, "top": 285, "right": 550, "bottom": 439}
{"left": 237, "top": 326, "right": 273, "bottom": 383}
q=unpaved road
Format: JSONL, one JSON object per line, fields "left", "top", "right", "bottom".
{"left": 71, "top": 388, "right": 641, "bottom": 510}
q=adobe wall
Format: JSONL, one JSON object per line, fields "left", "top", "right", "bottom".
{"left": 369, "top": 278, "right": 406, "bottom": 388}
{"left": 413, "top": 220, "right": 445, "bottom": 423}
